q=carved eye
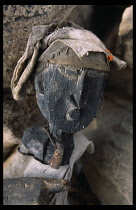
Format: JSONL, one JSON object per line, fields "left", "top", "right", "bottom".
{"left": 76, "top": 69, "right": 82, "bottom": 76}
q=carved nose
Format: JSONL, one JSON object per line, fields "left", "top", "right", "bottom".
{"left": 74, "top": 71, "right": 86, "bottom": 107}
{"left": 67, "top": 71, "right": 86, "bottom": 121}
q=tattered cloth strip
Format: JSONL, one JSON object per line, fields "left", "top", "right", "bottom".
{"left": 11, "top": 21, "right": 126, "bottom": 101}
{"left": 22, "top": 132, "right": 94, "bottom": 205}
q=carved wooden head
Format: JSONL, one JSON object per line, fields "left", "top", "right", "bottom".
{"left": 11, "top": 21, "right": 126, "bottom": 134}
{"left": 34, "top": 63, "right": 108, "bottom": 133}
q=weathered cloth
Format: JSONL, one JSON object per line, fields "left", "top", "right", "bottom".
{"left": 11, "top": 21, "right": 126, "bottom": 101}
{"left": 22, "top": 132, "right": 94, "bottom": 205}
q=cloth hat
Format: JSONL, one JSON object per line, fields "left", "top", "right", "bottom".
{"left": 11, "top": 21, "right": 126, "bottom": 101}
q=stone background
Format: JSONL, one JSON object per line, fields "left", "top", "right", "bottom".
{"left": 3, "top": 5, "right": 133, "bottom": 205}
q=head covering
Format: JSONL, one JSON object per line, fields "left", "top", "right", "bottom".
{"left": 11, "top": 21, "right": 126, "bottom": 101}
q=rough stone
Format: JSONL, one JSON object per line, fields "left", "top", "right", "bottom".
{"left": 106, "top": 5, "right": 133, "bottom": 100}
{"left": 116, "top": 5, "right": 133, "bottom": 69}
{"left": 81, "top": 97, "right": 133, "bottom": 205}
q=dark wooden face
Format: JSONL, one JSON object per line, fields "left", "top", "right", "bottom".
{"left": 34, "top": 63, "right": 108, "bottom": 133}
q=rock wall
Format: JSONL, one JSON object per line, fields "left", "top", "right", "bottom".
{"left": 106, "top": 5, "right": 133, "bottom": 100}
